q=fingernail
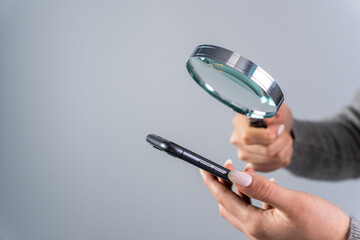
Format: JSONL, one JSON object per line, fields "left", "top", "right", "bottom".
{"left": 225, "top": 159, "right": 233, "bottom": 165}
{"left": 277, "top": 124, "right": 285, "bottom": 136}
{"left": 228, "top": 171, "right": 252, "bottom": 187}
{"left": 270, "top": 177, "right": 276, "bottom": 182}
{"left": 244, "top": 162, "right": 253, "bottom": 170}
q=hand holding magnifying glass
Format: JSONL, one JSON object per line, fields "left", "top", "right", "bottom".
{"left": 230, "top": 103, "right": 294, "bottom": 172}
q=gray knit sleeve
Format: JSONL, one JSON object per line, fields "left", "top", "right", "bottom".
{"left": 349, "top": 218, "right": 360, "bottom": 240}
{"left": 286, "top": 92, "right": 360, "bottom": 180}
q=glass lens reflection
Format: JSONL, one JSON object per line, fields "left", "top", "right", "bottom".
{"left": 188, "top": 57, "right": 277, "bottom": 118}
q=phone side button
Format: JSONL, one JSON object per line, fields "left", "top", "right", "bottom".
{"left": 213, "top": 167, "right": 227, "bottom": 175}
{"left": 199, "top": 160, "right": 213, "bottom": 169}
{"left": 153, "top": 145, "right": 164, "bottom": 151}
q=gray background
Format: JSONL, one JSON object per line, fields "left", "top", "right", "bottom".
{"left": 1, "top": 0, "right": 360, "bottom": 239}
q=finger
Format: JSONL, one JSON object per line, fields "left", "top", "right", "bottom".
{"left": 244, "top": 163, "right": 255, "bottom": 173}
{"left": 218, "top": 204, "right": 245, "bottom": 231}
{"left": 242, "top": 124, "right": 283, "bottom": 145}
{"left": 233, "top": 132, "right": 289, "bottom": 159}
{"left": 263, "top": 116, "right": 276, "bottom": 125}
{"left": 228, "top": 170, "right": 293, "bottom": 212}
{"left": 233, "top": 139, "right": 270, "bottom": 156}
{"left": 266, "top": 103, "right": 293, "bottom": 132}
{"left": 230, "top": 127, "right": 244, "bottom": 146}
{"left": 262, "top": 178, "right": 276, "bottom": 210}
{"left": 234, "top": 184, "right": 251, "bottom": 204}
{"left": 274, "top": 137, "right": 293, "bottom": 167}
{"left": 264, "top": 103, "right": 290, "bottom": 126}
{"left": 232, "top": 114, "right": 249, "bottom": 128}
{"left": 231, "top": 114, "right": 285, "bottom": 146}
{"left": 236, "top": 147, "right": 285, "bottom": 171}
{"left": 250, "top": 162, "right": 284, "bottom": 172}
{"left": 263, "top": 107, "right": 286, "bottom": 126}
{"left": 219, "top": 159, "right": 235, "bottom": 189}
{"left": 233, "top": 163, "right": 254, "bottom": 204}
{"left": 239, "top": 163, "right": 253, "bottom": 204}
{"left": 200, "top": 169, "right": 262, "bottom": 219}
{"left": 264, "top": 132, "right": 292, "bottom": 157}
{"left": 236, "top": 148, "right": 277, "bottom": 164}
{"left": 224, "top": 159, "right": 235, "bottom": 171}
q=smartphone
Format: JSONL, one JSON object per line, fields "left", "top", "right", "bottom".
{"left": 146, "top": 134, "right": 231, "bottom": 183}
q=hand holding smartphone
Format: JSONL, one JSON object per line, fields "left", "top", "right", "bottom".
{"left": 146, "top": 134, "right": 231, "bottom": 183}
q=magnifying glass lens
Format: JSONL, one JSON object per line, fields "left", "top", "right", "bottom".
{"left": 187, "top": 57, "right": 277, "bottom": 119}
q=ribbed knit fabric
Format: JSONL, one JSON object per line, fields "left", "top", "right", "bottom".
{"left": 349, "top": 218, "right": 360, "bottom": 240}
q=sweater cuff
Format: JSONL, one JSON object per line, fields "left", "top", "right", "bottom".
{"left": 348, "top": 218, "right": 360, "bottom": 240}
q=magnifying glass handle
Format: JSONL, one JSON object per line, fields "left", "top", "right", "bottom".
{"left": 248, "top": 118, "right": 267, "bottom": 128}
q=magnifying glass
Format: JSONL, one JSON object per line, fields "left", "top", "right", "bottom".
{"left": 186, "top": 44, "right": 284, "bottom": 128}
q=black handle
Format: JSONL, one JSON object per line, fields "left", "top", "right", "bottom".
{"left": 248, "top": 118, "right": 267, "bottom": 128}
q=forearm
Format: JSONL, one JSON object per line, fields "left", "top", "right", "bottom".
{"left": 286, "top": 115, "right": 360, "bottom": 180}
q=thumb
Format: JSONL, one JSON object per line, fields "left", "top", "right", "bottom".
{"left": 263, "top": 117, "right": 276, "bottom": 126}
{"left": 267, "top": 124, "right": 285, "bottom": 138}
{"left": 228, "top": 170, "right": 292, "bottom": 211}
{"left": 263, "top": 109, "right": 283, "bottom": 126}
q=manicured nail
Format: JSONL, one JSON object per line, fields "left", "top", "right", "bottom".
{"left": 245, "top": 162, "right": 253, "bottom": 170}
{"left": 228, "top": 171, "right": 252, "bottom": 187}
{"left": 277, "top": 124, "right": 285, "bottom": 136}
{"left": 225, "top": 159, "right": 233, "bottom": 165}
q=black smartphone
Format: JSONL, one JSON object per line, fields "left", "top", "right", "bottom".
{"left": 146, "top": 134, "right": 231, "bottom": 183}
